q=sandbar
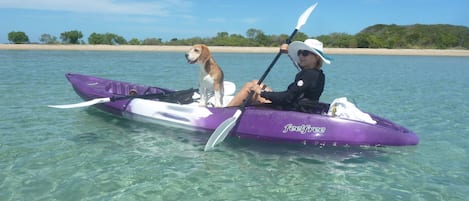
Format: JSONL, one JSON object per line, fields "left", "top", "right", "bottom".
{"left": 1, "top": 44, "right": 468, "bottom": 56}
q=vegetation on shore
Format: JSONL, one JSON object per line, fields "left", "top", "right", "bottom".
{"left": 7, "top": 24, "right": 469, "bottom": 49}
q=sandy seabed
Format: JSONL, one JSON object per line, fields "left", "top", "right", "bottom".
{"left": 1, "top": 44, "right": 469, "bottom": 56}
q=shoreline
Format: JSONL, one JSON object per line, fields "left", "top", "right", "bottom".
{"left": 1, "top": 44, "right": 469, "bottom": 56}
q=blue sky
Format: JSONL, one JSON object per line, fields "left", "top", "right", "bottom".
{"left": 1, "top": 0, "right": 468, "bottom": 43}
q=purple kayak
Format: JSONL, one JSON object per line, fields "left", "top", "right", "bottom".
{"left": 60, "top": 73, "right": 419, "bottom": 146}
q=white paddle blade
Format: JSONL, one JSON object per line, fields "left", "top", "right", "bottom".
{"left": 48, "top": 98, "right": 111, "bottom": 109}
{"left": 204, "top": 109, "right": 242, "bottom": 151}
{"left": 295, "top": 2, "right": 318, "bottom": 30}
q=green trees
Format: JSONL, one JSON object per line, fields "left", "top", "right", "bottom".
{"left": 210, "top": 32, "right": 251, "bottom": 46}
{"left": 8, "top": 31, "right": 29, "bottom": 44}
{"left": 317, "top": 33, "right": 356, "bottom": 48}
{"left": 88, "top": 33, "right": 127, "bottom": 45}
{"left": 349, "top": 24, "right": 469, "bottom": 49}
{"left": 60, "top": 30, "right": 83, "bottom": 44}
{"left": 39, "top": 34, "right": 58, "bottom": 44}
{"left": 246, "top": 28, "right": 268, "bottom": 46}
{"left": 141, "top": 38, "right": 163, "bottom": 45}
{"left": 6, "top": 24, "right": 469, "bottom": 49}
{"left": 128, "top": 38, "right": 141, "bottom": 45}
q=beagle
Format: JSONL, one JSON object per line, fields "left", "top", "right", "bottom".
{"left": 185, "top": 44, "right": 224, "bottom": 107}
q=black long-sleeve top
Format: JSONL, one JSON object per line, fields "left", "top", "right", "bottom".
{"left": 260, "top": 68, "right": 325, "bottom": 109}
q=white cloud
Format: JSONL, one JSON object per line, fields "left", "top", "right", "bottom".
{"left": 0, "top": 0, "right": 192, "bottom": 16}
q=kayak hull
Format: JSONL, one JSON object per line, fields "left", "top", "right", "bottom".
{"left": 65, "top": 73, "right": 419, "bottom": 146}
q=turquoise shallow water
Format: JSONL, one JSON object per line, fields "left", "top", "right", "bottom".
{"left": 1, "top": 50, "right": 468, "bottom": 200}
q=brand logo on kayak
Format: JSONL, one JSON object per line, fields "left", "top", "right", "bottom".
{"left": 282, "top": 124, "right": 326, "bottom": 135}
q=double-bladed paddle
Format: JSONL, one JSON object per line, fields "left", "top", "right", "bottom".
{"left": 204, "top": 2, "right": 318, "bottom": 151}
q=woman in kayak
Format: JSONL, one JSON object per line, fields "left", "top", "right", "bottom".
{"left": 227, "top": 39, "right": 332, "bottom": 113}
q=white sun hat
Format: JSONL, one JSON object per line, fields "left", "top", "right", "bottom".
{"left": 288, "top": 39, "right": 332, "bottom": 65}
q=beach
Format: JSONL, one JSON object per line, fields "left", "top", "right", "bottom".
{"left": 1, "top": 44, "right": 469, "bottom": 56}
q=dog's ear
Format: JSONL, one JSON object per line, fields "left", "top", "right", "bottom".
{"left": 199, "top": 45, "right": 211, "bottom": 63}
